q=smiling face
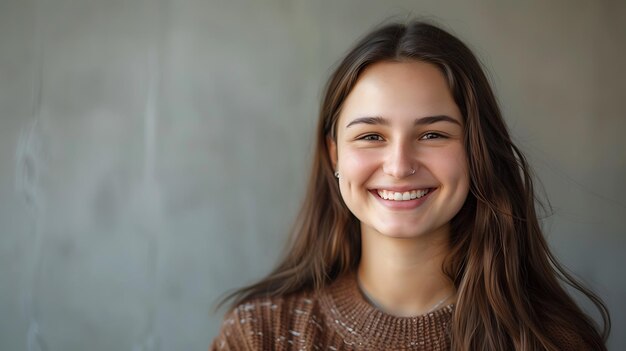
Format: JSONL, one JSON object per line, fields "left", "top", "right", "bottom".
{"left": 329, "top": 60, "right": 470, "bottom": 240}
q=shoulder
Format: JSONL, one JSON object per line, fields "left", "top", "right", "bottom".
{"left": 546, "top": 323, "right": 602, "bottom": 351}
{"left": 210, "top": 290, "right": 323, "bottom": 350}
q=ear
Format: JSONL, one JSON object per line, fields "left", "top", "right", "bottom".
{"left": 326, "top": 136, "right": 338, "bottom": 171}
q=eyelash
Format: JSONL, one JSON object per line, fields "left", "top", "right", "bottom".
{"left": 421, "top": 132, "right": 446, "bottom": 140}
{"left": 359, "top": 134, "right": 384, "bottom": 141}
{"left": 357, "top": 132, "right": 446, "bottom": 141}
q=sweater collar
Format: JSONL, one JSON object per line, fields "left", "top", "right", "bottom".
{"left": 317, "top": 272, "right": 454, "bottom": 349}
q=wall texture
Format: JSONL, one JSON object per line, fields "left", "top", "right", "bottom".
{"left": 1, "top": 0, "right": 624, "bottom": 350}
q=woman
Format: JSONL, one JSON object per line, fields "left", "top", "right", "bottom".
{"left": 210, "top": 20, "right": 610, "bottom": 350}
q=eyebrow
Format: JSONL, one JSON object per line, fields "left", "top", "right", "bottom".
{"left": 345, "top": 115, "right": 461, "bottom": 128}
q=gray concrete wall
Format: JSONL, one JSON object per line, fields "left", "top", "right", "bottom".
{"left": 1, "top": 0, "right": 624, "bottom": 350}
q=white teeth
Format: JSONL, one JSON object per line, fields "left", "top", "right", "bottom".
{"left": 376, "top": 189, "right": 430, "bottom": 201}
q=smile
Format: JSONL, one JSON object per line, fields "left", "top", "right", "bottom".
{"left": 376, "top": 189, "right": 430, "bottom": 201}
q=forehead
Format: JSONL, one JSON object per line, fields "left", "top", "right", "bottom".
{"left": 338, "top": 60, "right": 461, "bottom": 127}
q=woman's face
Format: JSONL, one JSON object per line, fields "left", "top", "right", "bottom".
{"left": 329, "top": 60, "right": 469, "bottom": 240}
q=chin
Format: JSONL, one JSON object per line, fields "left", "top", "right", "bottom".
{"left": 372, "top": 225, "right": 427, "bottom": 239}
{"left": 366, "top": 219, "right": 450, "bottom": 240}
{"left": 380, "top": 232, "right": 421, "bottom": 239}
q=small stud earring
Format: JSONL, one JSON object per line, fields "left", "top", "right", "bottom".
{"left": 334, "top": 171, "right": 340, "bottom": 179}
{"left": 410, "top": 169, "right": 416, "bottom": 175}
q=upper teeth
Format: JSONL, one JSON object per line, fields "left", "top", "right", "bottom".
{"left": 377, "top": 189, "right": 429, "bottom": 201}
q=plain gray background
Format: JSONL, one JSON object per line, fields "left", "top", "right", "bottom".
{"left": 1, "top": 0, "right": 624, "bottom": 350}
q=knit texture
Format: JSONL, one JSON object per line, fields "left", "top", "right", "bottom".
{"left": 210, "top": 274, "right": 453, "bottom": 350}
{"left": 210, "top": 274, "right": 591, "bottom": 350}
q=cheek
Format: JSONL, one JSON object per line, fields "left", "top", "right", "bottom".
{"left": 448, "top": 150, "right": 470, "bottom": 200}
{"left": 432, "top": 147, "right": 469, "bottom": 189}
{"left": 338, "top": 148, "right": 380, "bottom": 182}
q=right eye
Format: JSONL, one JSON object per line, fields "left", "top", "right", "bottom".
{"left": 358, "top": 134, "right": 384, "bottom": 141}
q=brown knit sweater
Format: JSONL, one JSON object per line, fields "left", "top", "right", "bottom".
{"left": 210, "top": 274, "right": 454, "bottom": 350}
{"left": 210, "top": 273, "right": 593, "bottom": 350}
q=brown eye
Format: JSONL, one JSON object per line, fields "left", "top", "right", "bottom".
{"left": 420, "top": 132, "right": 445, "bottom": 140}
{"left": 360, "top": 134, "right": 384, "bottom": 141}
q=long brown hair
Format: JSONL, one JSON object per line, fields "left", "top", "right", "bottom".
{"left": 220, "top": 21, "right": 610, "bottom": 350}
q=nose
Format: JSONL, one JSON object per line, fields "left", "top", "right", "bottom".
{"left": 382, "top": 140, "right": 416, "bottom": 179}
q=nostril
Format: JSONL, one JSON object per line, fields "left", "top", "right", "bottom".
{"left": 382, "top": 165, "right": 417, "bottom": 178}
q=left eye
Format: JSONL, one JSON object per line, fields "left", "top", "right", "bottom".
{"left": 420, "top": 132, "right": 444, "bottom": 140}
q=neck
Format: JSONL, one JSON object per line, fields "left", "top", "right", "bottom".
{"left": 357, "top": 225, "right": 456, "bottom": 317}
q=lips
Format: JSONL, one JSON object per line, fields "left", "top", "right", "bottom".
{"left": 376, "top": 188, "right": 430, "bottom": 201}
{"left": 369, "top": 187, "right": 436, "bottom": 210}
